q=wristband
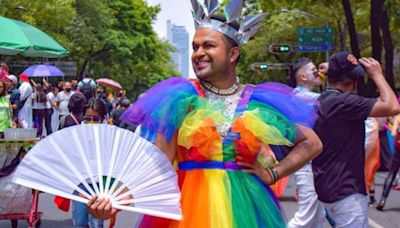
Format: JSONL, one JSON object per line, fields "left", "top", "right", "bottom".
{"left": 266, "top": 167, "right": 278, "bottom": 185}
{"left": 271, "top": 167, "right": 280, "bottom": 182}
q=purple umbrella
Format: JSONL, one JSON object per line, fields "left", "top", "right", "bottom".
{"left": 23, "top": 64, "right": 65, "bottom": 77}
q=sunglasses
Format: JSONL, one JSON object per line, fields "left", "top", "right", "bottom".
{"left": 83, "top": 116, "right": 101, "bottom": 123}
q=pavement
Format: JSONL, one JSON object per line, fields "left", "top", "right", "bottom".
{"left": 1, "top": 171, "right": 399, "bottom": 228}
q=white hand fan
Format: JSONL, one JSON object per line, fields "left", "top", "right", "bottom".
{"left": 12, "top": 124, "right": 182, "bottom": 220}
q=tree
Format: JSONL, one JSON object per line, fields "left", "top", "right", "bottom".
{"left": 66, "top": 0, "right": 177, "bottom": 99}
{"left": 236, "top": 0, "right": 400, "bottom": 96}
{"left": 381, "top": 1, "right": 395, "bottom": 91}
{"left": 0, "top": 0, "right": 75, "bottom": 52}
{"left": 0, "top": 0, "right": 178, "bottom": 100}
{"left": 342, "top": 0, "right": 361, "bottom": 58}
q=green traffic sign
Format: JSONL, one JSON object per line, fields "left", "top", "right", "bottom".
{"left": 297, "top": 27, "right": 333, "bottom": 35}
{"left": 297, "top": 36, "right": 334, "bottom": 43}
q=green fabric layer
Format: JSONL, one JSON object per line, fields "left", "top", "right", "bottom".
{"left": 228, "top": 171, "right": 286, "bottom": 228}
{"left": 247, "top": 101, "right": 297, "bottom": 143}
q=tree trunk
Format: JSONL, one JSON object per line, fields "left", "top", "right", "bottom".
{"left": 358, "top": 0, "right": 382, "bottom": 98}
{"left": 342, "top": 0, "right": 361, "bottom": 58}
{"left": 342, "top": 0, "right": 371, "bottom": 96}
{"left": 381, "top": 0, "right": 396, "bottom": 91}
{"left": 371, "top": 0, "right": 382, "bottom": 62}
{"left": 79, "top": 56, "right": 91, "bottom": 80}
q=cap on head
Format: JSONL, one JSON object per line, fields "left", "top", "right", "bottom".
{"left": 6, "top": 74, "right": 18, "bottom": 85}
{"left": 327, "top": 51, "right": 365, "bottom": 80}
{"left": 19, "top": 73, "right": 29, "bottom": 82}
{"left": 191, "top": 0, "right": 267, "bottom": 46}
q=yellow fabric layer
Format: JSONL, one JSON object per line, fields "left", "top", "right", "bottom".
{"left": 205, "top": 170, "right": 233, "bottom": 228}
{"left": 178, "top": 109, "right": 226, "bottom": 160}
{"left": 240, "top": 109, "right": 294, "bottom": 146}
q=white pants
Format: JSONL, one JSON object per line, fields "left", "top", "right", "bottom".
{"left": 18, "top": 104, "right": 32, "bottom": 129}
{"left": 322, "top": 194, "right": 368, "bottom": 228}
{"left": 288, "top": 163, "right": 325, "bottom": 228}
{"left": 51, "top": 108, "right": 59, "bottom": 132}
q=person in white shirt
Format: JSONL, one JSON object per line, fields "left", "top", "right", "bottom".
{"left": 289, "top": 57, "right": 326, "bottom": 228}
{"left": 17, "top": 73, "right": 33, "bottom": 129}
{"left": 55, "top": 82, "right": 75, "bottom": 119}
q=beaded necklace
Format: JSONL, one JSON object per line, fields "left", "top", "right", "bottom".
{"left": 199, "top": 77, "right": 239, "bottom": 96}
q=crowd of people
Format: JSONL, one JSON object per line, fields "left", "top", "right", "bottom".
{"left": 2, "top": 1, "right": 400, "bottom": 227}
{"left": 288, "top": 54, "right": 400, "bottom": 227}
{"left": 0, "top": 64, "right": 133, "bottom": 139}
{"left": 82, "top": 1, "right": 400, "bottom": 227}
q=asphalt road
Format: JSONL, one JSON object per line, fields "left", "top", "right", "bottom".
{"left": 1, "top": 171, "right": 399, "bottom": 228}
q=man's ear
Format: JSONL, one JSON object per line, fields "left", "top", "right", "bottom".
{"left": 299, "top": 72, "right": 308, "bottom": 82}
{"left": 230, "top": 47, "right": 240, "bottom": 63}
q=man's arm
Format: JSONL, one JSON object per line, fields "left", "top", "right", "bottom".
{"left": 239, "top": 124, "right": 322, "bottom": 185}
{"left": 155, "top": 132, "right": 178, "bottom": 162}
{"left": 359, "top": 58, "right": 400, "bottom": 117}
{"left": 274, "top": 124, "right": 322, "bottom": 178}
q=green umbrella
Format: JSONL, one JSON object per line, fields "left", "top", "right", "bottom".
{"left": 0, "top": 16, "right": 68, "bottom": 58}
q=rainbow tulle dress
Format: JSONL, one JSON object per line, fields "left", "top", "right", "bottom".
{"left": 120, "top": 78, "right": 319, "bottom": 228}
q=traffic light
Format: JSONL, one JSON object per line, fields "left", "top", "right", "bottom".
{"left": 269, "top": 44, "right": 291, "bottom": 54}
{"left": 251, "top": 62, "right": 268, "bottom": 72}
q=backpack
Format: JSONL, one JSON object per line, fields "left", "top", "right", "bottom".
{"left": 58, "top": 115, "right": 68, "bottom": 130}
{"left": 58, "top": 114, "right": 80, "bottom": 130}
{"left": 81, "top": 79, "right": 94, "bottom": 100}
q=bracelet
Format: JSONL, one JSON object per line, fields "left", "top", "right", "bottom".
{"left": 265, "top": 167, "right": 274, "bottom": 184}
{"left": 266, "top": 167, "right": 280, "bottom": 185}
{"left": 271, "top": 167, "right": 280, "bottom": 182}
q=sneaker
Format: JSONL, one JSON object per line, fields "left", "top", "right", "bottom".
{"left": 393, "top": 185, "right": 400, "bottom": 191}
{"left": 369, "top": 198, "right": 377, "bottom": 207}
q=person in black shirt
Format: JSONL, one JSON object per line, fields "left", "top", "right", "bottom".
{"left": 312, "top": 52, "right": 400, "bottom": 227}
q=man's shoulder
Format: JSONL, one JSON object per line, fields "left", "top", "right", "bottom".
{"left": 57, "top": 91, "right": 68, "bottom": 98}
{"left": 147, "top": 77, "right": 198, "bottom": 93}
{"left": 79, "top": 78, "right": 95, "bottom": 85}
{"left": 320, "top": 91, "right": 371, "bottom": 104}
{"left": 294, "top": 86, "right": 320, "bottom": 100}
{"left": 318, "top": 90, "right": 377, "bottom": 121}
{"left": 11, "top": 88, "right": 20, "bottom": 94}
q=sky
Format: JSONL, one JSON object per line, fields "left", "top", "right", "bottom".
{"left": 145, "top": 0, "right": 195, "bottom": 40}
{"left": 145, "top": 0, "right": 196, "bottom": 77}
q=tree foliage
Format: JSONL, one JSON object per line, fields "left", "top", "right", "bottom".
{"left": 0, "top": 0, "right": 177, "bottom": 100}
{"left": 2, "top": 0, "right": 400, "bottom": 96}
{"left": 237, "top": 0, "right": 400, "bottom": 92}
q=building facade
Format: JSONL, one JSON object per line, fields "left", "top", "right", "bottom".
{"left": 167, "top": 20, "right": 189, "bottom": 78}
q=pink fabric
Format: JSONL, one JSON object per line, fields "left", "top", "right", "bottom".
{"left": 0, "top": 69, "right": 8, "bottom": 83}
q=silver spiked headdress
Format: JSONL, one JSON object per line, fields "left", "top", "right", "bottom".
{"left": 191, "top": 0, "right": 267, "bottom": 46}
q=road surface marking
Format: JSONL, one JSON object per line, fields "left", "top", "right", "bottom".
{"left": 369, "top": 218, "right": 384, "bottom": 228}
